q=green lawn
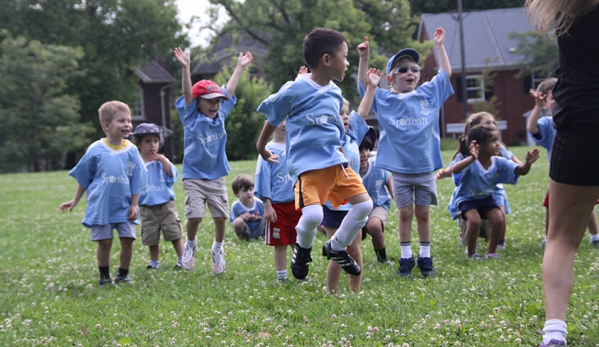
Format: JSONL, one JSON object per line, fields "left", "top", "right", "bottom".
{"left": 1, "top": 147, "right": 598, "bottom": 346}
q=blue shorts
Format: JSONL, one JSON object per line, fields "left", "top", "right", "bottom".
{"left": 458, "top": 195, "right": 498, "bottom": 219}
{"left": 91, "top": 222, "right": 137, "bottom": 241}
{"left": 321, "top": 206, "right": 348, "bottom": 229}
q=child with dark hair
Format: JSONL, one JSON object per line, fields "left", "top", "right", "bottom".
{"left": 230, "top": 174, "right": 265, "bottom": 240}
{"left": 441, "top": 124, "right": 539, "bottom": 259}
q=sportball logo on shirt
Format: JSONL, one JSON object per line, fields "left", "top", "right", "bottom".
{"left": 197, "top": 131, "right": 226, "bottom": 146}
{"left": 388, "top": 116, "right": 429, "bottom": 128}
{"left": 305, "top": 113, "right": 344, "bottom": 128}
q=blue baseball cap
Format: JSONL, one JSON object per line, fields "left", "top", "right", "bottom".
{"left": 386, "top": 48, "right": 420, "bottom": 75}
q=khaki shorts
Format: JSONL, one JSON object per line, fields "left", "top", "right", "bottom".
{"left": 183, "top": 178, "right": 229, "bottom": 219}
{"left": 294, "top": 164, "right": 366, "bottom": 210}
{"left": 140, "top": 200, "right": 183, "bottom": 246}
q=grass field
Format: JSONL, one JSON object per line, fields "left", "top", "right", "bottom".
{"left": 1, "top": 146, "right": 599, "bottom": 346}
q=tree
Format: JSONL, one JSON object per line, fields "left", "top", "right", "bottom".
{"left": 508, "top": 30, "right": 558, "bottom": 79}
{"left": 213, "top": 66, "right": 273, "bottom": 161}
{"left": 0, "top": 31, "right": 95, "bottom": 173}
{"left": 0, "top": 0, "right": 188, "bottom": 139}
{"left": 409, "top": 0, "right": 525, "bottom": 14}
{"left": 206, "top": 0, "right": 420, "bottom": 101}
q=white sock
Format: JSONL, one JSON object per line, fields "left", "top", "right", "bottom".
{"left": 212, "top": 240, "right": 223, "bottom": 254}
{"left": 295, "top": 205, "right": 323, "bottom": 248}
{"left": 330, "top": 200, "right": 373, "bottom": 251}
{"left": 590, "top": 234, "right": 599, "bottom": 242}
{"left": 419, "top": 242, "right": 431, "bottom": 258}
{"left": 400, "top": 243, "right": 413, "bottom": 259}
{"left": 276, "top": 270, "right": 287, "bottom": 279}
{"left": 187, "top": 238, "right": 197, "bottom": 248}
{"left": 542, "top": 319, "right": 567, "bottom": 344}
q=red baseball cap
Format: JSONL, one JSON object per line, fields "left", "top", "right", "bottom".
{"left": 192, "top": 80, "right": 229, "bottom": 100}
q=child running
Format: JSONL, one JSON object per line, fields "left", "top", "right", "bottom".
{"left": 256, "top": 28, "right": 373, "bottom": 280}
{"left": 440, "top": 124, "right": 539, "bottom": 259}
{"left": 357, "top": 28, "right": 453, "bottom": 277}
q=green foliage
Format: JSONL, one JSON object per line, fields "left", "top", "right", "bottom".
{"left": 410, "top": 0, "right": 525, "bottom": 14}
{"left": 2, "top": 148, "right": 599, "bottom": 346}
{"left": 508, "top": 30, "right": 559, "bottom": 79}
{"left": 469, "top": 58, "right": 501, "bottom": 117}
{"left": 207, "top": 0, "right": 415, "bottom": 102}
{"left": 0, "top": 31, "right": 95, "bottom": 173}
{"left": 214, "top": 66, "right": 273, "bottom": 160}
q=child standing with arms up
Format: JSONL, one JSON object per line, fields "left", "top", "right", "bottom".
{"left": 441, "top": 124, "right": 539, "bottom": 259}
{"left": 357, "top": 28, "right": 453, "bottom": 277}
{"left": 256, "top": 28, "right": 373, "bottom": 281}
{"left": 255, "top": 120, "right": 303, "bottom": 282}
{"left": 132, "top": 123, "right": 184, "bottom": 270}
{"left": 173, "top": 47, "right": 253, "bottom": 274}
{"left": 60, "top": 101, "right": 147, "bottom": 286}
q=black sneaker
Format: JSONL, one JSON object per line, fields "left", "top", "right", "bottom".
{"left": 397, "top": 257, "right": 415, "bottom": 277}
{"left": 322, "top": 241, "right": 361, "bottom": 276}
{"left": 291, "top": 243, "right": 312, "bottom": 280}
{"left": 114, "top": 274, "right": 132, "bottom": 284}
{"left": 416, "top": 256, "right": 435, "bottom": 277}
{"left": 98, "top": 277, "right": 112, "bottom": 286}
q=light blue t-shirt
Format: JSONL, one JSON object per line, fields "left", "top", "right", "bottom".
{"left": 530, "top": 116, "right": 555, "bottom": 158}
{"left": 176, "top": 86, "right": 237, "bottom": 180}
{"left": 257, "top": 74, "right": 347, "bottom": 180}
{"left": 324, "top": 111, "right": 369, "bottom": 212}
{"left": 358, "top": 69, "right": 454, "bottom": 174}
{"left": 447, "top": 156, "right": 519, "bottom": 220}
{"left": 69, "top": 140, "right": 148, "bottom": 227}
{"left": 139, "top": 160, "right": 178, "bottom": 206}
{"left": 230, "top": 198, "right": 265, "bottom": 231}
{"left": 254, "top": 141, "right": 295, "bottom": 204}
{"left": 361, "top": 157, "right": 392, "bottom": 211}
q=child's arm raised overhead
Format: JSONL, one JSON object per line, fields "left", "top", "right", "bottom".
{"left": 357, "top": 36, "right": 370, "bottom": 88}
{"left": 449, "top": 140, "right": 479, "bottom": 174}
{"left": 514, "top": 148, "right": 540, "bottom": 176}
{"left": 527, "top": 88, "right": 547, "bottom": 135}
{"left": 357, "top": 68, "right": 383, "bottom": 119}
{"left": 434, "top": 28, "right": 451, "bottom": 77}
{"left": 226, "top": 52, "right": 253, "bottom": 96}
{"left": 174, "top": 47, "right": 194, "bottom": 106}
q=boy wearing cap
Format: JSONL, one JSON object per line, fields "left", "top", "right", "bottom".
{"left": 132, "top": 123, "right": 184, "bottom": 270}
{"left": 356, "top": 28, "right": 453, "bottom": 277}
{"left": 173, "top": 47, "right": 253, "bottom": 274}
{"left": 60, "top": 101, "right": 147, "bottom": 286}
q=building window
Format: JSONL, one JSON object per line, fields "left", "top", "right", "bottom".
{"left": 466, "top": 75, "right": 484, "bottom": 102}
{"left": 531, "top": 72, "right": 551, "bottom": 91}
{"left": 131, "top": 88, "right": 145, "bottom": 121}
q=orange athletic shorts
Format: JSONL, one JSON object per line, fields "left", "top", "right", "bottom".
{"left": 294, "top": 164, "right": 366, "bottom": 210}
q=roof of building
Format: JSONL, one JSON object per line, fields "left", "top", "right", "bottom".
{"left": 136, "top": 61, "right": 176, "bottom": 84}
{"left": 419, "top": 7, "right": 535, "bottom": 71}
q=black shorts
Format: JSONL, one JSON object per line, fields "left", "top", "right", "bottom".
{"left": 551, "top": 131, "right": 599, "bottom": 186}
{"left": 458, "top": 195, "right": 498, "bottom": 219}
{"left": 321, "top": 206, "right": 348, "bottom": 229}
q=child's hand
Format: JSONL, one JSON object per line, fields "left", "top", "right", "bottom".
{"left": 174, "top": 47, "right": 190, "bottom": 68}
{"left": 59, "top": 200, "right": 77, "bottom": 212}
{"left": 259, "top": 149, "right": 280, "bottom": 163}
{"left": 298, "top": 66, "right": 309, "bottom": 75}
{"left": 357, "top": 36, "right": 370, "bottom": 57}
{"left": 525, "top": 148, "right": 540, "bottom": 165}
{"left": 236, "top": 52, "right": 253, "bottom": 68}
{"left": 436, "top": 168, "right": 451, "bottom": 182}
{"left": 366, "top": 68, "right": 383, "bottom": 87}
{"left": 433, "top": 27, "right": 445, "bottom": 46}
{"left": 264, "top": 205, "right": 277, "bottom": 222}
{"left": 469, "top": 140, "right": 479, "bottom": 159}
{"left": 128, "top": 205, "right": 138, "bottom": 220}
{"left": 529, "top": 88, "right": 547, "bottom": 107}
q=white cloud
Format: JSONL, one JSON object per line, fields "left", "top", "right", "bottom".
{"left": 176, "top": 0, "right": 229, "bottom": 47}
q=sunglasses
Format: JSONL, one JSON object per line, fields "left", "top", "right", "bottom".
{"left": 394, "top": 66, "right": 420, "bottom": 74}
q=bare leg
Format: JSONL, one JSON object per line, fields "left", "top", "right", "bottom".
{"left": 325, "top": 227, "right": 341, "bottom": 293}
{"left": 186, "top": 217, "right": 202, "bottom": 241}
{"left": 232, "top": 217, "right": 249, "bottom": 240}
{"left": 347, "top": 231, "right": 363, "bottom": 292}
{"left": 149, "top": 244, "right": 160, "bottom": 261}
{"left": 119, "top": 238, "right": 134, "bottom": 270}
{"left": 498, "top": 205, "right": 507, "bottom": 244}
{"left": 587, "top": 209, "right": 598, "bottom": 235}
{"left": 484, "top": 208, "right": 504, "bottom": 255}
{"left": 366, "top": 217, "right": 385, "bottom": 250}
{"left": 172, "top": 238, "right": 184, "bottom": 257}
{"left": 97, "top": 239, "right": 113, "bottom": 267}
{"left": 398, "top": 205, "right": 413, "bottom": 249}
{"left": 543, "top": 180, "right": 599, "bottom": 322}
{"left": 463, "top": 210, "right": 481, "bottom": 257}
{"left": 414, "top": 205, "right": 430, "bottom": 243}
{"left": 274, "top": 245, "right": 288, "bottom": 271}
{"left": 213, "top": 217, "right": 227, "bottom": 243}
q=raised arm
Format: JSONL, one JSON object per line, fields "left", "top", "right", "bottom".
{"left": 174, "top": 47, "right": 193, "bottom": 106}
{"left": 514, "top": 148, "right": 539, "bottom": 176}
{"left": 451, "top": 140, "right": 478, "bottom": 174}
{"left": 357, "top": 68, "right": 383, "bottom": 119}
{"left": 527, "top": 88, "right": 547, "bottom": 135}
{"left": 433, "top": 28, "right": 451, "bottom": 77}
{"left": 357, "top": 36, "right": 370, "bottom": 88}
{"left": 226, "top": 52, "right": 253, "bottom": 96}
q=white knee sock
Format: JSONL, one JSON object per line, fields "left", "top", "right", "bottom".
{"left": 330, "top": 200, "right": 373, "bottom": 251}
{"left": 543, "top": 319, "right": 567, "bottom": 344}
{"left": 295, "top": 204, "right": 323, "bottom": 248}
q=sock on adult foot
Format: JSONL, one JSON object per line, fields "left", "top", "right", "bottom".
{"left": 542, "top": 319, "right": 567, "bottom": 345}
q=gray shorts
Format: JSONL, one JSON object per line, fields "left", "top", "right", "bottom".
{"left": 140, "top": 200, "right": 183, "bottom": 246}
{"left": 392, "top": 171, "right": 437, "bottom": 208}
{"left": 183, "top": 178, "right": 229, "bottom": 219}
{"left": 91, "top": 222, "right": 137, "bottom": 241}
{"left": 244, "top": 219, "right": 266, "bottom": 239}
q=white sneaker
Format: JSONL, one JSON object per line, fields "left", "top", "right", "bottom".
{"left": 181, "top": 242, "right": 196, "bottom": 270}
{"left": 211, "top": 249, "right": 226, "bottom": 275}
